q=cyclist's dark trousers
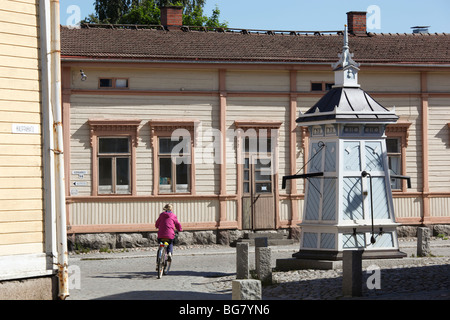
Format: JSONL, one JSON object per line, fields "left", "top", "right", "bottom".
{"left": 158, "top": 238, "right": 174, "bottom": 254}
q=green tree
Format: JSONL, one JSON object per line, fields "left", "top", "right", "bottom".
{"left": 119, "top": 0, "right": 161, "bottom": 25}
{"left": 94, "top": 0, "right": 132, "bottom": 24}
{"left": 182, "top": 4, "right": 227, "bottom": 28}
{"left": 85, "top": 0, "right": 227, "bottom": 27}
{"left": 156, "top": 0, "right": 206, "bottom": 16}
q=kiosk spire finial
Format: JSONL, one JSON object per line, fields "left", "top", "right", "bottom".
{"left": 332, "top": 25, "right": 360, "bottom": 87}
{"left": 333, "top": 25, "right": 360, "bottom": 70}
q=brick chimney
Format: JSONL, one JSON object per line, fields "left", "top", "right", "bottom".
{"left": 160, "top": 6, "right": 183, "bottom": 30}
{"left": 347, "top": 11, "right": 367, "bottom": 35}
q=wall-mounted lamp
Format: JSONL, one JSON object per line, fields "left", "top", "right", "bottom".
{"left": 80, "top": 69, "right": 87, "bottom": 81}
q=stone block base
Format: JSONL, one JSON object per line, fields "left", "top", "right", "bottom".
{"left": 232, "top": 279, "right": 261, "bottom": 300}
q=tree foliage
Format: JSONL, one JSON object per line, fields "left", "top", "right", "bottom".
{"left": 84, "top": 0, "right": 227, "bottom": 28}
{"left": 94, "top": 0, "right": 132, "bottom": 24}
{"left": 157, "top": 0, "right": 206, "bottom": 15}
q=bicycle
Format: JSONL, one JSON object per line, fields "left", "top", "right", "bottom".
{"left": 156, "top": 239, "right": 172, "bottom": 279}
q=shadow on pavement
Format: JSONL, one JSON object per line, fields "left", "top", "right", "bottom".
{"left": 91, "top": 270, "right": 235, "bottom": 280}
{"left": 94, "top": 290, "right": 231, "bottom": 300}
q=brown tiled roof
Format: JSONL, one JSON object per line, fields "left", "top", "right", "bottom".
{"left": 61, "top": 26, "right": 450, "bottom": 64}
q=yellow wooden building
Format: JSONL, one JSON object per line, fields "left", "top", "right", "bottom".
{"left": 0, "top": 0, "right": 68, "bottom": 300}
{"left": 60, "top": 10, "right": 450, "bottom": 243}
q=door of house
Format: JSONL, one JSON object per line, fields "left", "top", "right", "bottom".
{"left": 242, "top": 155, "right": 275, "bottom": 230}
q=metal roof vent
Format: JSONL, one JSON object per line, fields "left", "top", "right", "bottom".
{"left": 411, "top": 26, "right": 430, "bottom": 34}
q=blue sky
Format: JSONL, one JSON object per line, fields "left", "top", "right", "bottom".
{"left": 60, "top": 0, "right": 450, "bottom": 34}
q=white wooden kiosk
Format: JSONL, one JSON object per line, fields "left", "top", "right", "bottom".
{"left": 285, "top": 26, "right": 408, "bottom": 261}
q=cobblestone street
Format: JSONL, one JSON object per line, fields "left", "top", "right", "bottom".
{"left": 211, "top": 238, "right": 450, "bottom": 300}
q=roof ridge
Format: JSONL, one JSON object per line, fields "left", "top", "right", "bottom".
{"left": 62, "top": 25, "right": 450, "bottom": 37}
{"left": 67, "top": 23, "right": 344, "bottom": 36}
{"left": 369, "top": 31, "right": 449, "bottom": 36}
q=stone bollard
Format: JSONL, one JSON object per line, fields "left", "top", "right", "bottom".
{"left": 232, "top": 279, "right": 262, "bottom": 300}
{"left": 236, "top": 242, "right": 249, "bottom": 279}
{"left": 417, "top": 227, "right": 431, "bottom": 257}
{"left": 256, "top": 247, "right": 272, "bottom": 285}
{"left": 342, "top": 250, "right": 363, "bottom": 297}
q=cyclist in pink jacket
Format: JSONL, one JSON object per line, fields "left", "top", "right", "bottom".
{"left": 155, "top": 204, "right": 182, "bottom": 260}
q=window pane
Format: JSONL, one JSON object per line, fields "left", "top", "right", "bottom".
{"left": 159, "top": 138, "right": 179, "bottom": 154}
{"left": 99, "top": 78, "right": 113, "bottom": 88}
{"left": 255, "top": 158, "right": 271, "bottom": 170}
{"left": 245, "top": 138, "right": 272, "bottom": 154}
{"left": 311, "top": 83, "right": 323, "bottom": 91}
{"left": 244, "top": 158, "right": 249, "bottom": 169}
{"left": 176, "top": 162, "right": 189, "bottom": 193}
{"left": 159, "top": 156, "right": 171, "bottom": 178}
{"left": 176, "top": 162, "right": 189, "bottom": 184}
{"left": 244, "top": 170, "right": 249, "bottom": 181}
{"left": 244, "top": 137, "right": 257, "bottom": 153}
{"left": 386, "top": 138, "right": 399, "bottom": 153}
{"left": 159, "top": 157, "right": 172, "bottom": 193}
{"left": 99, "top": 157, "right": 112, "bottom": 186}
{"left": 255, "top": 170, "right": 271, "bottom": 181}
{"left": 255, "top": 182, "right": 271, "bottom": 193}
{"left": 99, "top": 138, "right": 129, "bottom": 154}
{"left": 116, "top": 158, "right": 130, "bottom": 186}
{"left": 389, "top": 156, "right": 402, "bottom": 190}
{"left": 388, "top": 156, "right": 401, "bottom": 175}
{"left": 259, "top": 138, "right": 271, "bottom": 154}
{"left": 115, "top": 79, "right": 128, "bottom": 88}
{"left": 390, "top": 177, "right": 401, "bottom": 190}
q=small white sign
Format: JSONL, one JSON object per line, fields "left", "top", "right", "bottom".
{"left": 72, "top": 170, "right": 88, "bottom": 175}
{"left": 70, "top": 189, "right": 79, "bottom": 196}
{"left": 73, "top": 181, "right": 88, "bottom": 186}
{"left": 12, "top": 124, "right": 39, "bottom": 134}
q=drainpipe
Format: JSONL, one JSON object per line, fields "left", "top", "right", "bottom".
{"left": 41, "top": 0, "right": 69, "bottom": 299}
{"left": 40, "top": 0, "right": 57, "bottom": 287}
{"left": 51, "top": 0, "right": 69, "bottom": 300}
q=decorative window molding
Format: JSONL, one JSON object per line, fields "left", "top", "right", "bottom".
{"left": 89, "top": 119, "right": 140, "bottom": 147}
{"left": 386, "top": 121, "right": 411, "bottom": 148}
{"left": 234, "top": 120, "right": 283, "bottom": 132}
{"left": 88, "top": 119, "right": 141, "bottom": 196}
{"left": 149, "top": 119, "right": 199, "bottom": 146}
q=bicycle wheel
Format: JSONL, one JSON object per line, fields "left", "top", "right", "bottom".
{"left": 163, "top": 251, "right": 171, "bottom": 275}
{"left": 156, "top": 246, "right": 165, "bottom": 279}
